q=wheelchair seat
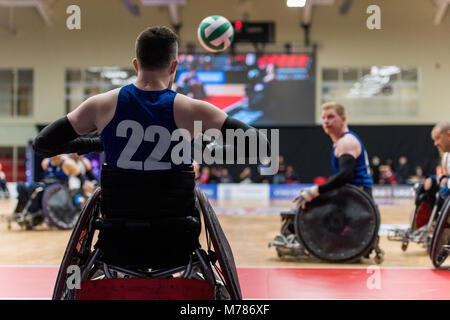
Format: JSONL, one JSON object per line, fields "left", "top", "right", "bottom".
{"left": 95, "top": 164, "right": 201, "bottom": 269}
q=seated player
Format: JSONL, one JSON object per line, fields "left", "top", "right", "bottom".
{"left": 32, "top": 26, "right": 269, "bottom": 269}
{"left": 295, "top": 102, "right": 373, "bottom": 206}
{"left": 430, "top": 122, "right": 450, "bottom": 200}
{"left": 0, "top": 162, "right": 9, "bottom": 199}
{"left": 413, "top": 122, "right": 450, "bottom": 212}
{"left": 14, "top": 154, "right": 82, "bottom": 215}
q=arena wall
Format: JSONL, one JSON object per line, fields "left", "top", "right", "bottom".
{"left": 0, "top": 0, "right": 448, "bottom": 176}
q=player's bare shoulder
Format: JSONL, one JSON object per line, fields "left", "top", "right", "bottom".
{"left": 335, "top": 133, "right": 361, "bottom": 158}
{"left": 93, "top": 88, "right": 121, "bottom": 132}
{"left": 173, "top": 93, "right": 227, "bottom": 135}
{"left": 68, "top": 88, "right": 120, "bottom": 135}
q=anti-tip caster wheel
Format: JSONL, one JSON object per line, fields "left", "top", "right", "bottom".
{"left": 276, "top": 247, "right": 284, "bottom": 259}
{"left": 375, "top": 249, "right": 385, "bottom": 264}
{"left": 401, "top": 241, "right": 409, "bottom": 252}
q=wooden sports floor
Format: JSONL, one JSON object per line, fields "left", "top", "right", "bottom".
{"left": 0, "top": 197, "right": 449, "bottom": 299}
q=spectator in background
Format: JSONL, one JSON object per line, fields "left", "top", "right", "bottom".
{"left": 256, "top": 157, "right": 273, "bottom": 184}
{"left": 313, "top": 176, "right": 327, "bottom": 186}
{"left": 0, "top": 162, "right": 9, "bottom": 198}
{"left": 285, "top": 165, "right": 300, "bottom": 184}
{"left": 209, "top": 167, "right": 220, "bottom": 184}
{"left": 199, "top": 166, "right": 210, "bottom": 185}
{"left": 219, "top": 168, "right": 233, "bottom": 183}
{"left": 396, "top": 156, "right": 410, "bottom": 184}
{"left": 385, "top": 158, "right": 395, "bottom": 172}
{"left": 239, "top": 167, "right": 253, "bottom": 184}
{"left": 379, "top": 165, "right": 397, "bottom": 185}
{"left": 272, "top": 155, "right": 286, "bottom": 184}
{"left": 415, "top": 166, "right": 425, "bottom": 180}
{"left": 370, "top": 156, "right": 381, "bottom": 184}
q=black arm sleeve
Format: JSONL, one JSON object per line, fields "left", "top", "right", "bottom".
{"left": 76, "top": 173, "right": 85, "bottom": 188}
{"left": 219, "top": 116, "right": 270, "bottom": 162}
{"left": 33, "top": 116, "right": 104, "bottom": 157}
{"left": 85, "top": 169, "right": 97, "bottom": 181}
{"left": 318, "top": 154, "right": 356, "bottom": 194}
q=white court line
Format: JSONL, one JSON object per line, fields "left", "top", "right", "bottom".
{"left": 237, "top": 266, "right": 435, "bottom": 270}
{"left": 0, "top": 265, "right": 58, "bottom": 268}
{"left": 0, "top": 298, "right": 51, "bottom": 300}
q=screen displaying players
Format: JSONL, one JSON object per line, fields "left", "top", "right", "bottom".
{"left": 175, "top": 53, "right": 315, "bottom": 126}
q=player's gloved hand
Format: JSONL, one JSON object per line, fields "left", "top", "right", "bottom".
{"left": 193, "top": 134, "right": 233, "bottom": 157}
{"left": 294, "top": 185, "right": 320, "bottom": 207}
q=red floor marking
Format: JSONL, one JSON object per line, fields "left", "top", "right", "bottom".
{"left": 238, "top": 267, "right": 450, "bottom": 300}
{"left": 0, "top": 266, "right": 449, "bottom": 299}
{"left": 0, "top": 266, "right": 58, "bottom": 299}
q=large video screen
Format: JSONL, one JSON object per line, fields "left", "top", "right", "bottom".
{"left": 175, "top": 53, "right": 315, "bottom": 126}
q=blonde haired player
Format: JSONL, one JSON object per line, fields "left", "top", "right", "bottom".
{"left": 295, "top": 102, "right": 373, "bottom": 204}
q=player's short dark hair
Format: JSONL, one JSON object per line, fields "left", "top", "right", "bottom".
{"left": 135, "top": 26, "right": 178, "bottom": 71}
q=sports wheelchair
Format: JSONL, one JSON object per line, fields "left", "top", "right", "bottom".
{"left": 8, "top": 180, "right": 81, "bottom": 230}
{"left": 388, "top": 182, "right": 444, "bottom": 251}
{"left": 52, "top": 186, "right": 242, "bottom": 300}
{"left": 269, "top": 185, "right": 384, "bottom": 264}
{"left": 429, "top": 196, "right": 450, "bottom": 269}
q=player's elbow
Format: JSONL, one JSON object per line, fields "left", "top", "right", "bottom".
{"left": 32, "top": 135, "right": 48, "bottom": 153}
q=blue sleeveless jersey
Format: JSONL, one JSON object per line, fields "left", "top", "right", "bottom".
{"left": 331, "top": 131, "right": 373, "bottom": 188}
{"left": 45, "top": 159, "right": 69, "bottom": 181}
{"left": 101, "top": 84, "right": 192, "bottom": 172}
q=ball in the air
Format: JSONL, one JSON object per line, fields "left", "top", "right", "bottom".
{"left": 197, "top": 15, "right": 234, "bottom": 53}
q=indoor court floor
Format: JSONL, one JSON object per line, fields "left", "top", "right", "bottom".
{"left": 0, "top": 197, "right": 449, "bottom": 300}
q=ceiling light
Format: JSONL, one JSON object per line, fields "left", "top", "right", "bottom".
{"left": 287, "top": 0, "right": 306, "bottom": 7}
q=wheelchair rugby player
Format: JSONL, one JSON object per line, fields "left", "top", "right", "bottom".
{"left": 9, "top": 154, "right": 86, "bottom": 230}
{"left": 33, "top": 26, "right": 270, "bottom": 300}
{"left": 270, "top": 102, "right": 384, "bottom": 264}
{"left": 428, "top": 122, "right": 450, "bottom": 268}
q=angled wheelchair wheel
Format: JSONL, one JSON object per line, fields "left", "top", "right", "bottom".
{"left": 295, "top": 185, "right": 380, "bottom": 263}
{"left": 413, "top": 199, "right": 432, "bottom": 230}
{"left": 195, "top": 188, "right": 242, "bottom": 300}
{"left": 430, "top": 197, "right": 450, "bottom": 269}
{"left": 52, "top": 187, "right": 101, "bottom": 300}
{"left": 42, "top": 184, "right": 80, "bottom": 230}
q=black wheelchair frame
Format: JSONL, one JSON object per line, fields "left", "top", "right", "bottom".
{"left": 52, "top": 187, "right": 242, "bottom": 300}
{"left": 388, "top": 185, "right": 443, "bottom": 251}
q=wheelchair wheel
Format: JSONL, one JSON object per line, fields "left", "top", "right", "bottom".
{"left": 295, "top": 185, "right": 380, "bottom": 263}
{"left": 42, "top": 184, "right": 80, "bottom": 230}
{"left": 195, "top": 188, "right": 242, "bottom": 300}
{"left": 429, "top": 197, "right": 450, "bottom": 268}
{"left": 413, "top": 199, "right": 432, "bottom": 230}
{"left": 52, "top": 188, "right": 101, "bottom": 300}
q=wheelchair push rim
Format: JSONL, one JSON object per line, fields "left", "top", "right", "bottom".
{"left": 295, "top": 185, "right": 380, "bottom": 263}
{"left": 41, "top": 184, "right": 80, "bottom": 230}
{"left": 195, "top": 188, "right": 242, "bottom": 300}
{"left": 52, "top": 187, "right": 101, "bottom": 300}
